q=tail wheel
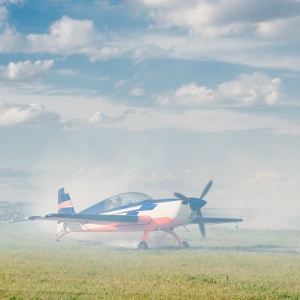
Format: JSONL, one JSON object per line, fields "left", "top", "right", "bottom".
{"left": 138, "top": 241, "right": 148, "bottom": 250}
{"left": 182, "top": 241, "right": 190, "bottom": 249}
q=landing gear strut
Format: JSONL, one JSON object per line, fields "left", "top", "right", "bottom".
{"left": 137, "top": 227, "right": 190, "bottom": 250}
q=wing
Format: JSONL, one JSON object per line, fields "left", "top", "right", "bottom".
{"left": 28, "top": 213, "right": 150, "bottom": 225}
{"left": 190, "top": 217, "right": 243, "bottom": 225}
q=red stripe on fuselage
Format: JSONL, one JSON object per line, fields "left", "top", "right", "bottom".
{"left": 67, "top": 216, "right": 182, "bottom": 233}
{"left": 151, "top": 217, "right": 181, "bottom": 227}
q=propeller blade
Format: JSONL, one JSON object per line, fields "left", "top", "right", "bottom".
{"left": 196, "top": 209, "right": 206, "bottom": 238}
{"left": 199, "top": 180, "right": 213, "bottom": 199}
{"left": 174, "top": 192, "right": 190, "bottom": 203}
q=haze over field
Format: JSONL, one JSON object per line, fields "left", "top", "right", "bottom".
{"left": 0, "top": 0, "right": 300, "bottom": 224}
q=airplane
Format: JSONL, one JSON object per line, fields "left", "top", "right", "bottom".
{"left": 27, "top": 180, "right": 243, "bottom": 249}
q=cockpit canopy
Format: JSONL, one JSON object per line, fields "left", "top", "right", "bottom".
{"left": 103, "top": 192, "right": 153, "bottom": 211}
{"left": 79, "top": 192, "right": 153, "bottom": 215}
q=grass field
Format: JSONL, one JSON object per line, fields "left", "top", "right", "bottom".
{"left": 0, "top": 222, "right": 300, "bottom": 299}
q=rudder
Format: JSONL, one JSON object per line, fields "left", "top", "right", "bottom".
{"left": 58, "top": 188, "right": 75, "bottom": 214}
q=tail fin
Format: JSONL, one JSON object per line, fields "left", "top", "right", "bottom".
{"left": 58, "top": 188, "right": 75, "bottom": 214}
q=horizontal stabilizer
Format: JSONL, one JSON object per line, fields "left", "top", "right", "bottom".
{"left": 191, "top": 217, "right": 243, "bottom": 225}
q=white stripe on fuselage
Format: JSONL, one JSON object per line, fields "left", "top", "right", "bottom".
{"left": 102, "top": 200, "right": 195, "bottom": 226}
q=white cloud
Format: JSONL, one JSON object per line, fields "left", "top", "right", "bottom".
{"left": 0, "top": 15, "right": 120, "bottom": 61}
{"left": 128, "top": 29, "right": 300, "bottom": 71}
{"left": 157, "top": 83, "right": 213, "bottom": 106}
{"left": 217, "top": 72, "right": 281, "bottom": 105}
{"left": 0, "top": 14, "right": 125, "bottom": 61}
{"left": 175, "top": 82, "right": 213, "bottom": 104}
{"left": 157, "top": 72, "right": 281, "bottom": 107}
{"left": 0, "top": 1, "right": 23, "bottom": 27}
{"left": 0, "top": 73, "right": 297, "bottom": 135}
{"left": 0, "top": 60, "right": 54, "bottom": 81}
{"left": 88, "top": 108, "right": 136, "bottom": 126}
{"left": 0, "top": 27, "right": 22, "bottom": 52}
{"left": 256, "top": 16, "right": 300, "bottom": 39}
{"left": 26, "top": 16, "right": 97, "bottom": 54}
{"left": 147, "top": 3, "right": 248, "bottom": 38}
{"left": 114, "top": 80, "right": 127, "bottom": 88}
{"left": 132, "top": 44, "right": 171, "bottom": 63}
{"left": 0, "top": 5, "right": 299, "bottom": 71}
{"left": 88, "top": 110, "right": 103, "bottom": 125}
{"left": 0, "top": 102, "right": 60, "bottom": 126}
{"left": 132, "top": 0, "right": 300, "bottom": 39}
{"left": 87, "top": 46, "right": 123, "bottom": 62}
{"left": 117, "top": 106, "right": 300, "bottom": 135}
{"left": 128, "top": 87, "right": 145, "bottom": 96}
{"left": 1, "top": 0, "right": 24, "bottom": 4}
{"left": 57, "top": 69, "right": 79, "bottom": 77}
{"left": 0, "top": 5, "right": 7, "bottom": 27}
{"left": 50, "top": 16, "right": 94, "bottom": 49}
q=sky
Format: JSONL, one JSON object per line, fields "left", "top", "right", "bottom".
{"left": 0, "top": 0, "right": 300, "bottom": 213}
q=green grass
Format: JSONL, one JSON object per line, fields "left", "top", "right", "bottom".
{"left": 0, "top": 222, "right": 300, "bottom": 299}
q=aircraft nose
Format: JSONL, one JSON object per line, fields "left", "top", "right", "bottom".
{"left": 197, "top": 199, "right": 207, "bottom": 208}
{"left": 189, "top": 198, "right": 206, "bottom": 211}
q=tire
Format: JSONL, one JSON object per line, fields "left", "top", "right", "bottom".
{"left": 138, "top": 241, "right": 148, "bottom": 250}
{"left": 182, "top": 241, "right": 190, "bottom": 249}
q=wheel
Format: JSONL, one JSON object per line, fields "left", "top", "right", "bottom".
{"left": 182, "top": 241, "right": 190, "bottom": 249}
{"left": 138, "top": 241, "right": 148, "bottom": 250}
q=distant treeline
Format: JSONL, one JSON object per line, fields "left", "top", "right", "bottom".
{"left": 0, "top": 202, "right": 33, "bottom": 221}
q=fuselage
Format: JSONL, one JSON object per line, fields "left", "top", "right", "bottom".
{"left": 64, "top": 198, "right": 196, "bottom": 234}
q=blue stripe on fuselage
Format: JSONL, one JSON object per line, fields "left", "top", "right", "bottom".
{"left": 79, "top": 198, "right": 181, "bottom": 215}
{"left": 125, "top": 203, "right": 157, "bottom": 215}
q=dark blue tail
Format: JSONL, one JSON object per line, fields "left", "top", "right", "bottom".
{"left": 58, "top": 188, "right": 75, "bottom": 214}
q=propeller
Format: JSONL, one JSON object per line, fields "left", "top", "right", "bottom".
{"left": 174, "top": 180, "right": 213, "bottom": 239}
{"left": 199, "top": 179, "right": 213, "bottom": 200}
{"left": 196, "top": 209, "right": 206, "bottom": 238}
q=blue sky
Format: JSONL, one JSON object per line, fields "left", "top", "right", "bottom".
{"left": 1, "top": 0, "right": 300, "bottom": 212}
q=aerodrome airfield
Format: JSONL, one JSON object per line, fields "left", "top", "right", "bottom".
{"left": 2, "top": 0, "right": 300, "bottom": 299}
{"left": 1, "top": 203, "right": 299, "bottom": 300}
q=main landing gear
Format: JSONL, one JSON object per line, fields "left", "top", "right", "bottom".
{"left": 138, "top": 241, "right": 149, "bottom": 250}
{"left": 182, "top": 240, "right": 190, "bottom": 249}
{"left": 137, "top": 228, "right": 190, "bottom": 250}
